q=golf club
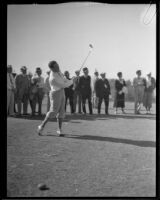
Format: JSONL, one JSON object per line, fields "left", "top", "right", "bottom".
{"left": 79, "top": 44, "right": 93, "bottom": 73}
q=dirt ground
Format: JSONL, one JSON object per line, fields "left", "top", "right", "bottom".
{"left": 7, "top": 101, "right": 156, "bottom": 197}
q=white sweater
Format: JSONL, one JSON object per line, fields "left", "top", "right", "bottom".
{"left": 49, "top": 71, "right": 73, "bottom": 92}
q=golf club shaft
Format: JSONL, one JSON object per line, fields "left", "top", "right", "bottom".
{"left": 79, "top": 50, "right": 91, "bottom": 72}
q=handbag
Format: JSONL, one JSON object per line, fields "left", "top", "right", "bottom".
{"left": 122, "top": 86, "right": 128, "bottom": 94}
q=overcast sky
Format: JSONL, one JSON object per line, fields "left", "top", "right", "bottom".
{"left": 7, "top": 2, "right": 156, "bottom": 80}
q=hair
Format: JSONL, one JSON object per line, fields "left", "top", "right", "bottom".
{"left": 136, "top": 70, "right": 141, "bottom": 75}
{"left": 48, "top": 60, "right": 58, "bottom": 69}
{"left": 117, "top": 72, "right": 122, "bottom": 77}
{"left": 83, "top": 67, "right": 88, "bottom": 72}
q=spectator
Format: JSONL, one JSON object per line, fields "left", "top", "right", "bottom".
{"left": 44, "top": 71, "right": 51, "bottom": 112}
{"left": 79, "top": 67, "right": 93, "bottom": 115}
{"left": 7, "top": 65, "right": 16, "bottom": 116}
{"left": 95, "top": 72, "right": 111, "bottom": 115}
{"left": 32, "top": 67, "right": 45, "bottom": 116}
{"left": 133, "top": 70, "right": 146, "bottom": 114}
{"left": 15, "top": 66, "right": 30, "bottom": 116}
{"left": 37, "top": 60, "right": 73, "bottom": 136}
{"left": 73, "top": 70, "right": 82, "bottom": 114}
{"left": 64, "top": 71, "right": 74, "bottom": 114}
{"left": 12, "top": 72, "right": 17, "bottom": 113}
{"left": 92, "top": 71, "right": 99, "bottom": 109}
{"left": 28, "top": 72, "right": 38, "bottom": 116}
{"left": 143, "top": 72, "right": 156, "bottom": 114}
{"left": 113, "top": 72, "right": 126, "bottom": 114}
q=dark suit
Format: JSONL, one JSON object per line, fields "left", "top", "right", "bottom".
{"left": 64, "top": 77, "right": 74, "bottom": 113}
{"left": 95, "top": 78, "right": 111, "bottom": 114}
{"left": 79, "top": 75, "right": 92, "bottom": 114}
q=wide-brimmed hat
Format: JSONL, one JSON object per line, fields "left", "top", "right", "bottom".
{"left": 83, "top": 67, "right": 88, "bottom": 72}
{"left": 7, "top": 65, "right": 12, "bottom": 69}
{"left": 94, "top": 71, "right": 99, "bottom": 75}
{"left": 147, "top": 72, "right": 151, "bottom": 76}
{"left": 100, "top": 72, "right": 106, "bottom": 76}
{"left": 75, "top": 70, "right": 80, "bottom": 74}
{"left": 36, "top": 67, "right": 42, "bottom": 72}
{"left": 21, "top": 66, "right": 27, "bottom": 71}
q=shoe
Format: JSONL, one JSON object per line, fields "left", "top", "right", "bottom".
{"left": 37, "top": 125, "right": 43, "bottom": 136}
{"left": 9, "top": 113, "right": 16, "bottom": 117}
{"left": 57, "top": 130, "right": 64, "bottom": 137}
{"left": 23, "top": 113, "right": 29, "bottom": 115}
{"left": 16, "top": 113, "right": 21, "bottom": 117}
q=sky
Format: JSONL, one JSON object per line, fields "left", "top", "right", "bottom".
{"left": 7, "top": 2, "right": 156, "bottom": 80}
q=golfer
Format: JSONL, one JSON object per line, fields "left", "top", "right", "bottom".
{"left": 37, "top": 60, "right": 73, "bottom": 136}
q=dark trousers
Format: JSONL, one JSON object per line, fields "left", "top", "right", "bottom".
{"left": 29, "top": 96, "right": 37, "bottom": 115}
{"left": 98, "top": 96, "right": 109, "bottom": 114}
{"left": 35, "top": 88, "right": 44, "bottom": 115}
{"left": 73, "top": 90, "right": 82, "bottom": 113}
{"left": 82, "top": 94, "right": 93, "bottom": 114}
{"left": 65, "top": 95, "right": 74, "bottom": 113}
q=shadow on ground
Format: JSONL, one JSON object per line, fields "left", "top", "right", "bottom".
{"left": 45, "top": 134, "right": 155, "bottom": 148}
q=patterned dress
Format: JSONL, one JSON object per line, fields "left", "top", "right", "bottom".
{"left": 114, "top": 79, "right": 126, "bottom": 108}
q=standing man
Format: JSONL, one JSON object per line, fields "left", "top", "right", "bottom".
{"left": 133, "top": 70, "right": 146, "bottom": 114}
{"left": 44, "top": 71, "right": 51, "bottom": 112}
{"left": 12, "top": 72, "right": 17, "bottom": 113}
{"left": 7, "top": 65, "right": 16, "bottom": 116}
{"left": 32, "top": 67, "right": 45, "bottom": 116}
{"left": 73, "top": 70, "right": 82, "bottom": 114}
{"left": 15, "top": 66, "right": 30, "bottom": 116}
{"left": 92, "top": 71, "right": 99, "bottom": 109}
{"left": 64, "top": 71, "right": 74, "bottom": 114}
{"left": 143, "top": 72, "right": 156, "bottom": 114}
{"left": 95, "top": 72, "right": 111, "bottom": 115}
{"left": 79, "top": 67, "right": 93, "bottom": 115}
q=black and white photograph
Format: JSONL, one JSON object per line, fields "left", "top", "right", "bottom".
{"left": 6, "top": 1, "right": 157, "bottom": 197}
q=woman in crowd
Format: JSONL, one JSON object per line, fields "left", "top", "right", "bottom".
{"left": 143, "top": 72, "right": 156, "bottom": 114}
{"left": 113, "top": 72, "right": 126, "bottom": 114}
{"left": 133, "top": 70, "right": 146, "bottom": 114}
{"left": 37, "top": 60, "right": 73, "bottom": 136}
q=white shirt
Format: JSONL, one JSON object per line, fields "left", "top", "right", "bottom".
{"left": 7, "top": 73, "right": 15, "bottom": 90}
{"left": 49, "top": 71, "right": 73, "bottom": 92}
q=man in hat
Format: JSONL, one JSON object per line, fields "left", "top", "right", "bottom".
{"left": 133, "top": 70, "right": 146, "bottom": 114}
{"left": 12, "top": 72, "right": 17, "bottom": 113}
{"left": 64, "top": 70, "right": 74, "bottom": 114}
{"left": 15, "top": 66, "right": 30, "bottom": 116}
{"left": 79, "top": 67, "right": 93, "bottom": 114}
{"left": 7, "top": 65, "right": 16, "bottom": 116}
{"left": 143, "top": 72, "right": 156, "bottom": 114}
{"left": 73, "top": 70, "right": 82, "bottom": 114}
{"left": 92, "top": 70, "right": 99, "bottom": 109}
{"left": 95, "top": 72, "right": 111, "bottom": 115}
{"left": 32, "top": 67, "right": 45, "bottom": 116}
